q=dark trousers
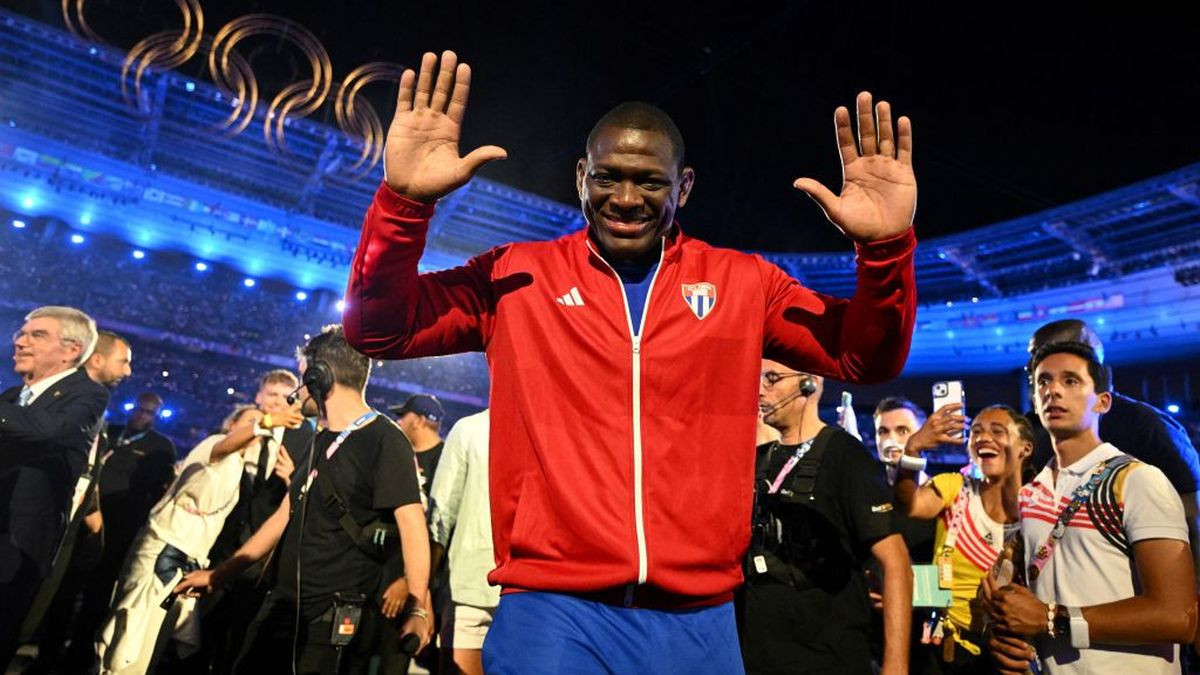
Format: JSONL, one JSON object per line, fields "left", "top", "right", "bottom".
{"left": 0, "top": 511, "right": 62, "bottom": 669}
{"left": 234, "top": 592, "right": 378, "bottom": 675}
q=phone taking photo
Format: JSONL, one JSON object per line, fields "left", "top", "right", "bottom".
{"left": 931, "top": 380, "right": 965, "bottom": 442}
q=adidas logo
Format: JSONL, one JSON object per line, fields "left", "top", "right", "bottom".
{"left": 555, "top": 287, "right": 585, "bottom": 307}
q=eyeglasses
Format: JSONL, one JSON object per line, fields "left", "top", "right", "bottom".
{"left": 761, "top": 371, "right": 806, "bottom": 388}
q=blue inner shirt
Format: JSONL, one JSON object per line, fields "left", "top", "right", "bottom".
{"left": 610, "top": 260, "right": 659, "bottom": 336}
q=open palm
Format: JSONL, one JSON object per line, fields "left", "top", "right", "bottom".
{"left": 384, "top": 51, "right": 507, "bottom": 203}
{"left": 794, "top": 92, "right": 916, "bottom": 243}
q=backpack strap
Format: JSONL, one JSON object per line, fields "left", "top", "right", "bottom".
{"left": 1086, "top": 454, "right": 1137, "bottom": 556}
{"left": 782, "top": 427, "right": 835, "bottom": 501}
{"left": 314, "top": 460, "right": 399, "bottom": 562}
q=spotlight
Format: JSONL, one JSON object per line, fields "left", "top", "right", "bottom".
{"left": 185, "top": 81, "right": 196, "bottom": 92}
{"left": 160, "top": 409, "right": 174, "bottom": 419}
{"left": 243, "top": 278, "right": 256, "bottom": 288}
{"left": 11, "top": 219, "right": 26, "bottom": 229}
{"left": 122, "top": 402, "right": 135, "bottom": 411}
{"left": 226, "top": 387, "right": 235, "bottom": 395}
{"left": 295, "top": 291, "right": 308, "bottom": 301}
{"left": 132, "top": 250, "right": 146, "bottom": 260}
{"left": 80, "top": 213, "right": 92, "bottom": 225}
{"left": 1167, "top": 404, "right": 1181, "bottom": 415}
{"left": 70, "top": 234, "right": 85, "bottom": 244}
{"left": 335, "top": 299, "right": 345, "bottom": 312}
{"left": 195, "top": 261, "right": 208, "bottom": 271}
{"left": 161, "top": 370, "right": 169, "bottom": 377}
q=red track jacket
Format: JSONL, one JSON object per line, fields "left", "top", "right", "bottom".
{"left": 344, "top": 183, "right": 917, "bottom": 607}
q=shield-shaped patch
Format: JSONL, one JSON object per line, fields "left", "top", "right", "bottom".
{"left": 681, "top": 282, "right": 717, "bottom": 320}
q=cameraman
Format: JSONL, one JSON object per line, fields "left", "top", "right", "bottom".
{"left": 176, "top": 326, "right": 431, "bottom": 674}
{"left": 742, "top": 360, "right": 912, "bottom": 675}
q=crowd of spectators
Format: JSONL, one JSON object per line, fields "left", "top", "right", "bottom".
{"left": 0, "top": 220, "right": 489, "bottom": 454}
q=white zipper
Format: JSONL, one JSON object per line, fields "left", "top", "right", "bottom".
{"left": 585, "top": 238, "right": 665, "bottom": 586}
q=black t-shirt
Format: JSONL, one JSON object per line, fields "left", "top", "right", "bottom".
{"left": 99, "top": 425, "right": 176, "bottom": 527}
{"left": 414, "top": 441, "right": 444, "bottom": 498}
{"left": 1028, "top": 391, "right": 1200, "bottom": 493}
{"left": 741, "top": 426, "right": 897, "bottom": 674}
{"left": 273, "top": 414, "right": 422, "bottom": 620}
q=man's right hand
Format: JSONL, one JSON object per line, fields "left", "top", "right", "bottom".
{"left": 174, "top": 568, "right": 221, "bottom": 597}
{"left": 384, "top": 50, "right": 507, "bottom": 203}
{"left": 905, "top": 403, "right": 966, "bottom": 454}
{"left": 263, "top": 407, "right": 305, "bottom": 430}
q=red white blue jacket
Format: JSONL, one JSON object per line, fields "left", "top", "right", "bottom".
{"left": 344, "top": 183, "right": 917, "bottom": 606}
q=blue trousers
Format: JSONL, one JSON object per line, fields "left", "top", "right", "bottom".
{"left": 482, "top": 591, "right": 745, "bottom": 674}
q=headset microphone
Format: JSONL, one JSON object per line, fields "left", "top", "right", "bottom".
{"left": 285, "top": 383, "right": 305, "bottom": 406}
{"left": 759, "top": 376, "right": 817, "bottom": 417}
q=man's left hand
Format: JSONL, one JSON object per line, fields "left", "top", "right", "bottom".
{"left": 273, "top": 446, "right": 294, "bottom": 486}
{"left": 794, "top": 92, "right": 916, "bottom": 243}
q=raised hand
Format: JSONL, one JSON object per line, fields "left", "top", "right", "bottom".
{"left": 384, "top": 50, "right": 507, "bottom": 203}
{"left": 906, "top": 403, "right": 967, "bottom": 454}
{"left": 794, "top": 92, "right": 916, "bottom": 243}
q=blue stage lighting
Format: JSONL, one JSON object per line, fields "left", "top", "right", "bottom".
{"left": 11, "top": 219, "right": 25, "bottom": 229}
{"left": 243, "top": 278, "right": 256, "bottom": 288}
{"left": 161, "top": 408, "right": 174, "bottom": 419}
{"left": 185, "top": 81, "right": 196, "bottom": 92}
{"left": 80, "top": 213, "right": 92, "bottom": 225}
{"left": 194, "top": 261, "right": 208, "bottom": 271}
{"left": 21, "top": 194, "right": 36, "bottom": 209}
{"left": 70, "top": 234, "right": 85, "bottom": 244}
{"left": 123, "top": 402, "right": 134, "bottom": 411}
{"left": 295, "top": 291, "right": 308, "bottom": 301}
{"left": 335, "top": 299, "right": 345, "bottom": 312}
{"left": 132, "top": 250, "right": 146, "bottom": 260}
{"left": 1167, "top": 404, "right": 1181, "bottom": 414}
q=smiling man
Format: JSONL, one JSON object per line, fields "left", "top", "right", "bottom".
{"left": 343, "top": 51, "right": 918, "bottom": 673}
{"left": 0, "top": 305, "right": 108, "bottom": 666}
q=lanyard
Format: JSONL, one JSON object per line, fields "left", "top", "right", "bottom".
{"left": 1027, "top": 457, "right": 1125, "bottom": 582}
{"left": 301, "top": 411, "right": 379, "bottom": 496}
{"left": 941, "top": 478, "right": 975, "bottom": 551}
{"left": 117, "top": 429, "right": 150, "bottom": 447}
{"left": 767, "top": 439, "right": 815, "bottom": 494}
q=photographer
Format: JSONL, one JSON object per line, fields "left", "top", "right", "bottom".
{"left": 176, "top": 326, "right": 431, "bottom": 674}
{"left": 742, "top": 360, "right": 912, "bottom": 675}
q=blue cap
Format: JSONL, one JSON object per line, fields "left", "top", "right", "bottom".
{"left": 388, "top": 394, "right": 444, "bottom": 423}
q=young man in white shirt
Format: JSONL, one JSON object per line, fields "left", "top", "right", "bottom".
{"left": 984, "top": 340, "right": 1196, "bottom": 674}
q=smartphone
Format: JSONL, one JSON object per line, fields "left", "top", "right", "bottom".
{"left": 931, "top": 380, "right": 965, "bottom": 441}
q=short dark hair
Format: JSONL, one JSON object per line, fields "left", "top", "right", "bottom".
{"left": 874, "top": 396, "right": 927, "bottom": 426}
{"left": 136, "top": 391, "right": 163, "bottom": 409}
{"left": 299, "top": 325, "right": 370, "bottom": 392}
{"left": 1029, "top": 340, "right": 1111, "bottom": 393}
{"left": 587, "top": 101, "right": 686, "bottom": 168}
{"left": 93, "top": 329, "right": 128, "bottom": 357}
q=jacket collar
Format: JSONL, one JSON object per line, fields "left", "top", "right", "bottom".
{"left": 578, "top": 221, "right": 687, "bottom": 265}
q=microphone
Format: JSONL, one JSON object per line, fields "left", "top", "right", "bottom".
{"left": 285, "top": 383, "right": 305, "bottom": 406}
{"left": 758, "top": 377, "right": 816, "bottom": 417}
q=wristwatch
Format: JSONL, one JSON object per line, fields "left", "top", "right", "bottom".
{"left": 1068, "top": 606, "right": 1089, "bottom": 649}
{"left": 1050, "top": 603, "right": 1070, "bottom": 639}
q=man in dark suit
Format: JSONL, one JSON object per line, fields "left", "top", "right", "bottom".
{"left": 0, "top": 305, "right": 109, "bottom": 667}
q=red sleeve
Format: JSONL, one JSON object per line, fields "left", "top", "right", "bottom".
{"left": 343, "top": 183, "right": 502, "bottom": 359}
{"left": 760, "top": 227, "right": 916, "bottom": 384}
